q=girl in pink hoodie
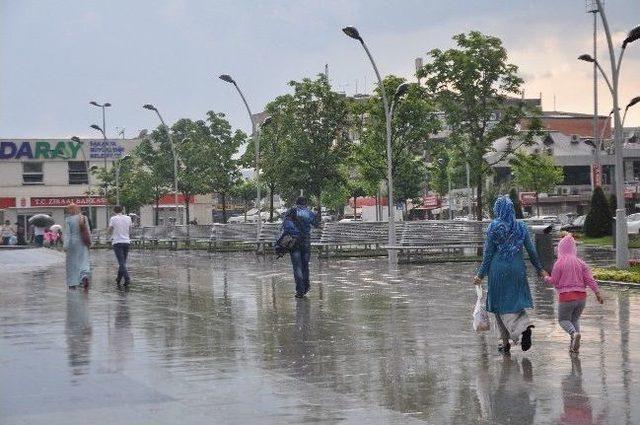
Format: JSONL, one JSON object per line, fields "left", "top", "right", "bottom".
{"left": 545, "top": 234, "right": 604, "bottom": 354}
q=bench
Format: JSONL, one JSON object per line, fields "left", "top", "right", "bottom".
{"left": 313, "top": 221, "right": 401, "bottom": 256}
{"left": 209, "top": 223, "right": 257, "bottom": 251}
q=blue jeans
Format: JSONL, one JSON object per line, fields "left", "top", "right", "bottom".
{"left": 34, "top": 235, "right": 44, "bottom": 247}
{"left": 290, "top": 242, "right": 311, "bottom": 295}
{"left": 113, "top": 243, "right": 130, "bottom": 284}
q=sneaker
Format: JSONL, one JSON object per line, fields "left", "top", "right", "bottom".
{"left": 571, "top": 332, "right": 581, "bottom": 354}
{"left": 521, "top": 326, "right": 533, "bottom": 352}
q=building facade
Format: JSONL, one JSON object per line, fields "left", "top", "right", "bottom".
{"left": 0, "top": 138, "right": 138, "bottom": 231}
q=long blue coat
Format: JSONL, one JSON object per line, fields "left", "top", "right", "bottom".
{"left": 477, "top": 221, "right": 543, "bottom": 314}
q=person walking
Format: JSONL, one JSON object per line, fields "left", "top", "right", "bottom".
{"left": 63, "top": 203, "right": 91, "bottom": 289}
{"left": 474, "top": 196, "right": 547, "bottom": 353}
{"left": 15, "top": 221, "right": 26, "bottom": 245}
{"left": 1, "top": 220, "right": 15, "bottom": 245}
{"left": 33, "top": 225, "right": 45, "bottom": 247}
{"left": 282, "top": 197, "right": 319, "bottom": 299}
{"left": 108, "top": 205, "right": 132, "bottom": 286}
{"left": 544, "top": 234, "right": 603, "bottom": 354}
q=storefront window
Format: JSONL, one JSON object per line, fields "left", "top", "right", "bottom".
{"left": 68, "top": 161, "right": 88, "bottom": 184}
{"left": 22, "top": 162, "right": 43, "bottom": 185}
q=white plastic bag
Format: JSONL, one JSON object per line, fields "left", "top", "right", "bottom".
{"left": 473, "top": 285, "right": 490, "bottom": 332}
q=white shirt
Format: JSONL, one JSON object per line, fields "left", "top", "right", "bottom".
{"left": 109, "top": 214, "right": 132, "bottom": 245}
{"left": 34, "top": 226, "right": 45, "bottom": 236}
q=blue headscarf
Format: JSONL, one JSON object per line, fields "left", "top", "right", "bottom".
{"left": 488, "top": 195, "right": 527, "bottom": 258}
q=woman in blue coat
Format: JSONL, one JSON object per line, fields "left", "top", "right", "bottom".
{"left": 474, "top": 196, "right": 548, "bottom": 353}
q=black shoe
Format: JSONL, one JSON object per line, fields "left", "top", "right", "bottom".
{"left": 295, "top": 292, "right": 305, "bottom": 299}
{"left": 498, "top": 343, "right": 511, "bottom": 354}
{"left": 124, "top": 280, "right": 131, "bottom": 286}
{"left": 521, "top": 326, "right": 533, "bottom": 352}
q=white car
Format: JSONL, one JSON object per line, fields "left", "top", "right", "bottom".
{"left": 626, "top": 213, "right": 640, "bottom": 234}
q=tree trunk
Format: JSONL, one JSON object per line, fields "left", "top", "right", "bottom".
{"left": 353, "top": 195, "right": 357, "bottom": 219}
{"left": 475, "top": 175, "right": 483, "bottom": 221}
{"left": 244, "top": 201, "right": 248, "bottom": 222}
{"left": 221, "top": 192, "right": 227, "bottom": 224}
{"left": 269, "top": 185, "right": 274, "bottom": 222}
{"left": 184, "top": 195, "right": 190, "bottom": 225}
{"left": 535, "top": 192, "right": 540, "bottom": 217}
{"left": 154, "top": 193, "right": 160, "bottom": 226}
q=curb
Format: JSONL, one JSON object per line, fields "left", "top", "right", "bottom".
{"left": 596, "top": 279, "right": 640, "bottom": 289}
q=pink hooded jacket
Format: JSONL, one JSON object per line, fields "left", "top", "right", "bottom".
{"left": 544, "top": 235, "right": 599, "bottom": 294}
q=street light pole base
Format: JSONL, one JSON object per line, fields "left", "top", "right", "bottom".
{"left": 615, "top": 208, "right": 629, "bottom": 268}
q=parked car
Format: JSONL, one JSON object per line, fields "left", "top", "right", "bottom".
{"left": 626, "top": 213, "right": 640, "bottom": 234}
{"left": 560, "top": 215, "right": 586, "bottom": 232}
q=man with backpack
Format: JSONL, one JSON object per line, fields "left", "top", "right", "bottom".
{"left": 278, "top": 197, "right": 319, "bottom": 298}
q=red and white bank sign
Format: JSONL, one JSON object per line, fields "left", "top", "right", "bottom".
{"left": 422, "top": 195, "right": 441, "bottom": 209}
{"left": 519, "top": 192, "right": 536, "bottom": 206}
{"left": 30, "top": 197, "right": 107, "bottom": 207}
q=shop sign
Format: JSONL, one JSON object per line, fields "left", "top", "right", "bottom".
{"left": 423, "top": 195, "right": 441, "bottom": 209}
{"left": 0, "top": 197, "right": 16, "bottom": 209}
{"left": 89, "top": 140, "right": 125, "bottom": 159}
{"left": 624, "top": 188, "right": 635, "bottom": 200}
{"left": 30, "top": 197, "right": 107, "bottom": 207}
{"left": 0, "top": 140, "right": 83, "bottom": 160}
{"left": 519, "top": 192, "right": 536, "bottom": 206}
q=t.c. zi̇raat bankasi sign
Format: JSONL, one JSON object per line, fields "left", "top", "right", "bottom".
{"left": 0, "top": 140, "right": 125, "bottom": 160}
{"left": 30, "top": 197, "right": 107, "bottom": 207}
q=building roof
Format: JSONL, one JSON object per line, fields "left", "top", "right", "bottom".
{"left": 488, "top": 131, "right": 640, "bottom": 168}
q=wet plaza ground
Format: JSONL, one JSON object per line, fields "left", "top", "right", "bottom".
{"left": 1, "top": 249, "right": 639, "bottom": 424}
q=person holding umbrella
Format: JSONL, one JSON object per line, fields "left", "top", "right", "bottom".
{"left": 29, "top": 214, "right": 54, "bottom": 247}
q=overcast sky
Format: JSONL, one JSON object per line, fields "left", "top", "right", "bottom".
{"left": 2, "top": 0, "right": 639, "bottom": 139}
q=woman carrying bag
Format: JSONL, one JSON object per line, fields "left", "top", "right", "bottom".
{"left": 63, "top": 203, "right": 92, "bottom": 290}
{"left": 473, "top": 196, "right": 547, "bottom": 353}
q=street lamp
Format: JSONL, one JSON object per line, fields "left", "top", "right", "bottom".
{"left": 622, "top": 96, "right": 640, "bottom": 128}
{"left": 89, "top": 123, "right": 111, "bottom": 226}
{"left": 89, "top": 101, "right": 111, "bottom": 170}
{"left": 578, "top": 1, "right": 640, "bottom": 268}
{"left": 143, "top": 103, "right": 180, "bottom": 225}
{"left": 219, "top": 73, "right": 262, "bottom": 239}
{"left": 343, "top": 25, "right": 397, "bottom": 251}
{"left": 70, "top": 136, "right": 94, "bottom": 227}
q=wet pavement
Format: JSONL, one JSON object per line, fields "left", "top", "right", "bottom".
{"left": 1, "top": 249, "right": 639, "bottom": 424}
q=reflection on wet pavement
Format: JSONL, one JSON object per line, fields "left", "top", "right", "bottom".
{"left": 1, "top": 250, "right": 639, "bottom": 424}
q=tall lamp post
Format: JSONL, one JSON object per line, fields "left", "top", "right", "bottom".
{"left": 219, "top": 74, "right": 262, "bottom": 239}
{"left": 89, "top": 124, "right": 111, "bottom": 227}
{"left": 70, "top": 136, "right": 93, "bottom": 226}
{"left": 143, "top": 104, "right": 180, "bottom": 225}
{"left": 89, "top": 101, "right": 111, "bottom": 170}
{"left": 343, "top": 25, "right": 397, "bottom": 250}
{"left": 578, "top": 2, "right": 640, "bottom": 268}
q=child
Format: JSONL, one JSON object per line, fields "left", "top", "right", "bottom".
{"left": 545, "top": 234, "right": 603, "bottom": 354}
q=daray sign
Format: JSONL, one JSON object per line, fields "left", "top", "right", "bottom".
{"left": 0, "top": 141, "right": 83, "bottom": 160}
{"left": 30, "top": 197, "right": 108, "bottom": 207}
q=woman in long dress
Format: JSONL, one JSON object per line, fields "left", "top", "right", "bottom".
{"left": 64, "top": 203, "right": 91, "bottom": 289}
{"left": 474, "top": 196, "right": 547, "bottom": 353}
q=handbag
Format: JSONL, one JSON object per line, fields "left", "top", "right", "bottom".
{"left": 79, "top": 215, "right": 92, "bottom": 248}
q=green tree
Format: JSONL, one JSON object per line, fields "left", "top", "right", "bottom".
{"left": 352, "top": 76, "right": 440, "bottom": 211}
{"left": 230, "top": 180, "right": 257, "bottom": 222}
{"left": 509, "top": 151, "right": 563, "bottom": 216}
{"left": 269, "top": 74, "right": 352, "bottom": 210}
{"left": 418, "top": 31, "right": 543, "bottom": 220}
{"left": 171, "top": 119, "right": 216, "bottom": 224}
{"left": 584, "top": 187, "right": 613, "bottom": 237}
{"left": 202, "top": 111, "right": 246, "bottom": 223}
{"left": 509, "top": 188, "right": 524, "bottom": 219}
{"left": 132, "top": 130, "right": 173, "bottom": 225}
